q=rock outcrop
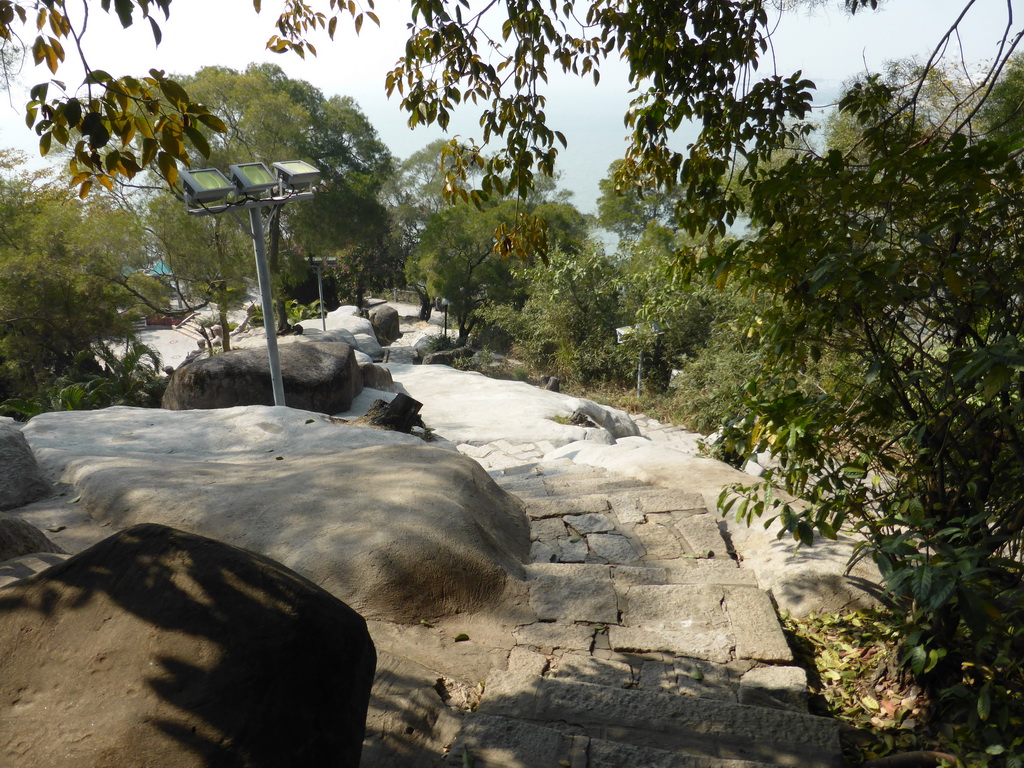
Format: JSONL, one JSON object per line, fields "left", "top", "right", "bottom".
{"left": 0, "top": 422, "right": 51, "bottom": 510}
{"left": 162, "top": 341, "right": 362, "bottom": 413}
{"left": 359, "top": 362, "right": 396, "bottom": 392}
{"left": 368, "top": 304, "right": 401, "bottom": 346}
{"left": 0, "top": 513, "right": 65, "bottom": 560}
{"left": 21, "top": 406, "right": 531, "bottom": 623}
{"left": 0, "top": 523, "right": 375, "bottom": 768}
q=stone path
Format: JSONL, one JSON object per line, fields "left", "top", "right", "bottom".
{"left": 437, "top": 447, "right": 841, "bottom": 767}
{"left": 357, "top": 302, "right": 841, "bottom": 767}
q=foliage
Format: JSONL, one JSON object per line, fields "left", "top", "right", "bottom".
{"left": 786, "top": 608, "right": 1024, "bottom": 767}
{"left": 407, "top": 199, "right": 529, "bottom": 342}
{"left": 424, "top": 333, "right": 460, "bottom": 353}
{"left": 0, "top": 0, "right": 378, "bottom": 194}
{"left": 697, "top": 69, "right": 1024, "bottom": 763}
{"left": 0, "top": 154, "right": 157, "bottom": 402}
{"left": 597, "top": 160, "right": 684, "bottom": 243}
{"left": 1, "top": 339, "right": 165, "bottom": 419}
{"left": 1, "top": 0, "right": 899, "bottom": 261}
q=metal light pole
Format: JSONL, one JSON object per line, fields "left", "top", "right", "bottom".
{"left": 180, "top": 161, "right": 320, "bottom": 408}
{"left": 248, "top": 206, "right": 286, "bottom": 405}
{"left": 308, "top": 254, "right": 337, "bottom": 331}
{"left": 442, "top": 297, "right": 450, "bottom": 339}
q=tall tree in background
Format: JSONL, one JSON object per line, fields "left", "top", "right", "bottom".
{"left": 147, "top": 64, "right": 394, "bottom": 323}
{"left": 0, "top": 152, "right": 159, "bottom": 401}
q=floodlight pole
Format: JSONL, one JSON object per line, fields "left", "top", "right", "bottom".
{"left": 309, "top": 256, "right": 327, "bottom": 331}
{"left": 248, "top": 206, "right": 287, "bottom": 406}
{"left": 182, "top": 160, "right": 320, "bottom": 410}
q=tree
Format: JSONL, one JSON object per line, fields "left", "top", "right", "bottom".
{"left": 140, "top": 64, "right": 394, "bottom": 327}
{"left": 288, "top": 91, "right": 396, "bottom": 309}
{"left": 0, "top": 152, "right": 158, "bottom": 402}
{"left": 695, "top": 68, "right": 1024, "bottom": 760}
{"left": 597, "top": 160, "right": 684, "bottom": 243}
{"left": 385, "top": 139, "right": 482, "bottom": 319}
{"left": 407, "top": 200, "right": 526, "bottom": 343}
{"left": 144, "top": 190, "right": 252, "bottom": 349}
{"left": 0, "top": 0, "right": 906, "bottom": 247}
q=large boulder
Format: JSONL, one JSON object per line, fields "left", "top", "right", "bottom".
{"left": 360, "top": 362, "right": 396, "bottom": 392}
{"left": 162, "top": 342, "right": 362, "bottom": 413}
{"left": 323, "top": 308, "right": 384, "bottom": 361}
{"left": 423, "top": 347, "right": 474, "bottom": 367}
{"left": 0, "top": 523, "right": 375, "bottom": 768}
{"left": 368, "top": 304, "right": 401, "bottom": 346}
{"left": 0, "top": 422, "right": 51, "bottom": 510}
{"left": 21, "top": 406, "right": 531, "bottom": 623}
{"left": 0, "top": 513, "right": 65, "bottom": 560}
{"left": 387, "top": 363, "right": 638, "bottom": 447}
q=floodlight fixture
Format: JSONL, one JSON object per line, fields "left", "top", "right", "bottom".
{"left": 229, "top": 162, "right": 279, "bottom": 197}
{"left": 180, "top": 168, "right": 234, "bottom": 206}
{"left": 308, "top": 253, "right": 338, "bottom": 268}
{"left": 180, "top": 158, "right": 321, "bottom": 407}
{"left": 273, "top": 160, "right": 320, "bottom": 192}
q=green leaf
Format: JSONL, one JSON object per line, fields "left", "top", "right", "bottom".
{"left": 453, "top": 633, "right": 470, "bottom": 642}
{"left": 978, "top": 686, "right": 991, "bottom": 721}
{"left": 183, "top": 125, "right": 211, "bottom": 158}
{"left": 984, "top": 365, "right": 1012, "bottom": 399}
{"left": 113, "top": 0, "right": 133, "bottom": 28}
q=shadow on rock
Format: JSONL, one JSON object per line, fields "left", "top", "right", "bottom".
{"left": 0, "top": 523, "right": 375, "bottom": 768}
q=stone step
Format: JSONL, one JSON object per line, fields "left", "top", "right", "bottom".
{"left": 473, "top": 676, "right": 841, "bottom": 768}
{"left": 448, "top": 714, "right": 791, "bottom": 768}
{"left": 522, "top": 566, "right": 791, "bottom": 663}
{"left": 382, "top": 345, "right": 419, "bottom": 364}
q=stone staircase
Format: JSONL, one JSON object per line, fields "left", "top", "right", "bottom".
{"left": 173, "top": 312, "right": 205, "bottom": 342}
{"left": 442, "top": 458, "right": 842, "bottom": 768}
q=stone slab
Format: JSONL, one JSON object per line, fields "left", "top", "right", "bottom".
{"left": 513, "top": 622, "right": 595, "bottom": 654}
{"left": 632, "top": 519, "right": 684, "bottom": 560}
{"left": 621, "top": 584, "right": 729, "bottom": 631}
{"left": 525, "top": 495, "right": 609, "bottom": 520}
{"left": 564, "top": 512, "right": 616, "bottom": 534}
{"left": 675, "top": 512, "right": 730, "bottom": 558}
{"left": 740, "top": 665, "right": 809, "bottom": 712}
{"left": 725, "top": 587, "right": 793, "bottom": 663}
{"left": 586, "top": 533, "right": 644, "bottom": 564}
{"left": 670, "top": 658, "right": 738, "bottom": 701}
{"left": 608, "top": 626, "right": 735, "bottom": 663}
{"left": 556, "top": 537, "right": 589, "bottom": 563}
{"left": 530, "top": 517, "right": 567, "bottom": 542}
{"left": 552, "top": 652, "right": 636, "bottom": 689}
{"left": 611, "top": 565, "right": 667, "bottom": 587}
{"left": 529, "top": 570, "right": 618, "bottom": 624}
{"left": 639, "top": 489, "right": 706, "bottom": 514}
{"left": 448, "top": 714, "right": 571, "bottom": 768}
{"left": 657, "top": 560, "right": 759, "bottom": 587}
{"left": 530, "top": 541, "right": 558, "bottom": 564}
{"left": 529, "top": 678, "right": 841, "bottom": 765}
{"left": 586, "top": 738, "right": 779, "bottom": 768}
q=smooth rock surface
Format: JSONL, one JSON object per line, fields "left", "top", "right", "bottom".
{"left": 0, "top": 423, "right": 51, "bottom": 510}
{"left": 0, "top": 513, "right": 65, "bottom": 560}
{"left": 388, "top": 363, "right": 638, "bottom": 447}
{"left": 163, "top": 342, "right": 362, "bottom": 413}
{"left": 18, "top": 406, "right": 530, "bottom": 622}
{"left": 0, "top": 524, "right": 376, "bottom": 768}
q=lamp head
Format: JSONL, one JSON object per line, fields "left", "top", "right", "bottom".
{"left": 273, "top": 160, "right": 321, "bottom": 192}
{"left": 180, "top": 168, "right": 234, "bottom": 206}
{"left": 229, "top": 162, "right": 279, "bottom": 197}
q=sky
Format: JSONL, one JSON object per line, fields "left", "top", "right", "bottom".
{"left": 0, "top": 0, "right": 1017, "bottom": 213}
